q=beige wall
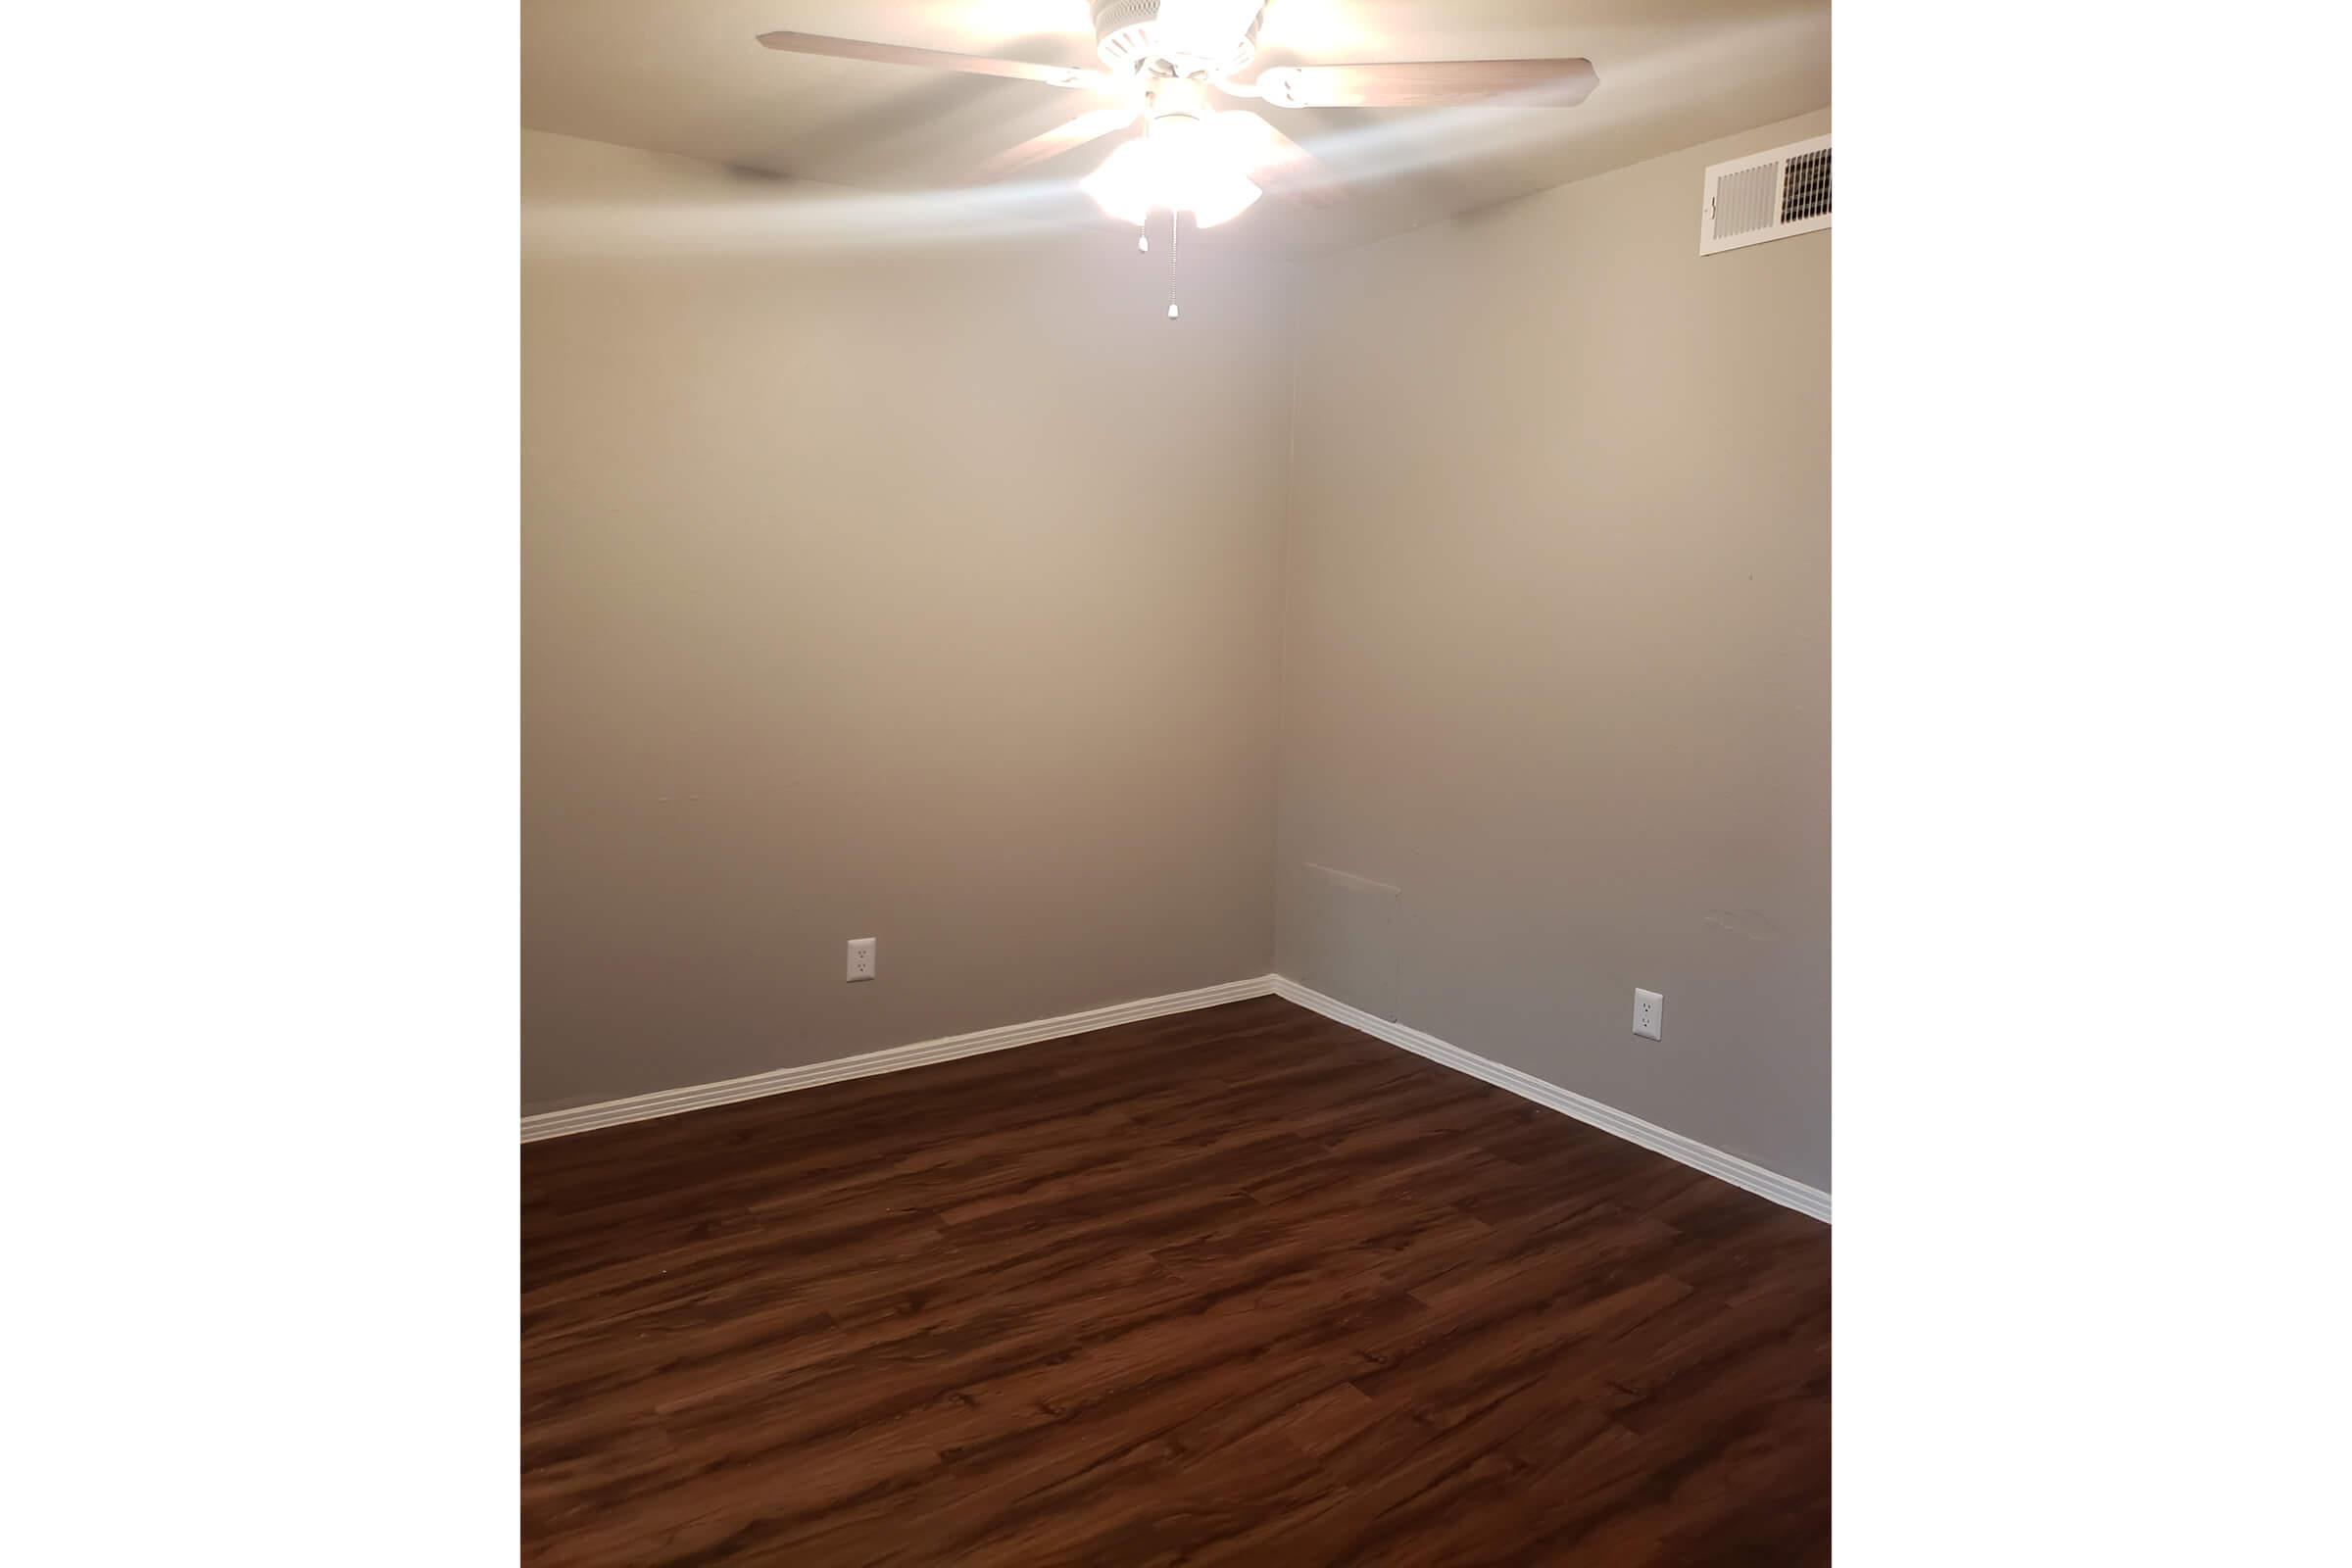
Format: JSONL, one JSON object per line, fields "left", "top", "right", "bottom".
{"left": 523, "top": 130, "right": 1292, "bottom": 1113}
{"left": 1276, "top": 110, "right": 1832, "bottom": 1188}
{"left": 524, "top": 113, "right": 1832, "bottom": 1193}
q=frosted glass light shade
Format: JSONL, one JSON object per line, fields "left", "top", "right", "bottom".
{"left": 1082, "top": 118, "right": 1262, "bottom": 228}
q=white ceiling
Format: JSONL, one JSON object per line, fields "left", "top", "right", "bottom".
{"left": 521, "top": 1, "right": 1831, "bottom": 254}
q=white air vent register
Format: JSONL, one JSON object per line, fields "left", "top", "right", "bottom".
{"left": 1699, "top": 134, "right": 1831, "bottom": 256}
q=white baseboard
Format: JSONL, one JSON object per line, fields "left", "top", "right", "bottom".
{"left": 1270, "top": 976, "right": 1832, "bottom": 1223}
{"left": 519, "top": 975, "right": 1279, "bottom": 1143}
{"left": 520, "top": 970, "right": 1830, "bottom": 1225}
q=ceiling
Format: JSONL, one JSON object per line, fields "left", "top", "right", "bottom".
{"left": 521, "top": 1, "right": 1831, "bottom": 254}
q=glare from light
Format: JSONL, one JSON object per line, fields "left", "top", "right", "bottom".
{"left": 1155, "top": 0, "right": 1271, "bottom": 65}
{"left": 1081, "top": 116, "right": 1263, "bottom": 228}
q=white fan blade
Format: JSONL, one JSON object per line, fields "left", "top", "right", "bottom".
{"left": 968, "top": 109, "right": 1140, "bottom": 182}
{"left": 1254, "top": 58, "right": 1597, "bottom": 109}
{"left": 757, "top": 31, "right": 1107, "bottom": 91}
{"left": 1214, "top": 111, "right": 1342, "bottom": 206}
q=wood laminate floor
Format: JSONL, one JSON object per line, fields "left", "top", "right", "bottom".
{"left": 522, "top": 997, "right": 1830, "bottom": 1565}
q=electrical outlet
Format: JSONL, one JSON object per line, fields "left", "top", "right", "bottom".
{"left": 1633, "top": 988, "right": 1662, "bottom": 1041}
{"left": 847, "top": 937, "right": 876, "bottom": 982}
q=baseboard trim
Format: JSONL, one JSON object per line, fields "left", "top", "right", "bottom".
{"left": 1270, "top": 976, "right": 1832, "bottom": 1223}
{"left": 520, "top": 975, "right": 1279, "bottom": 1143}
{"left": 520, "top": 970, "right": 1830, "bottom": 1222}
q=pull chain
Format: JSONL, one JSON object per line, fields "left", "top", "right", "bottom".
{"left": 1167, "top": 210, "right": 1180, "bottom": 320}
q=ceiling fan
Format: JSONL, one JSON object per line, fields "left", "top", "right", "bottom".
{"left": 756, "top": 1, "right": 1598, "bottom": 232}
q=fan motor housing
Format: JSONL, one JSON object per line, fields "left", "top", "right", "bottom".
{"left": 1091, "top": 0, "right": 1259, "bottom": 79}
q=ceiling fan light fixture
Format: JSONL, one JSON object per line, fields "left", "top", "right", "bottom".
{"left": 1179, "top": 165, "right": 1263, "bottom": 228}
{"left": 1081, "top": 116, "right": 1262, "bottom": 228}
{"left": 1079, "top": 138, "right": 1155, "bottom": 225}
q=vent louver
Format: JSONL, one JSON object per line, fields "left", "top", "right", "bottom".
{"left": 1699, "top": 134, "right": 1831, "bottom": 255}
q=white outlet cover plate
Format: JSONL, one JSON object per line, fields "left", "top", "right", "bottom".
{"left": 847, "top": 937, "right": 876, "bottom": 982}
{"left": 1633, "top": 988, "right": 1662, "bottom": 1041}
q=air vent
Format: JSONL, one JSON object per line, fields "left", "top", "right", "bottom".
{"left": 1699, "top": 134, "right": 1831, "bottom": 256}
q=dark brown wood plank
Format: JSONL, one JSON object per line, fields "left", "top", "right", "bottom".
{"left": 522, "top": 996, "right": 1829, "bottom": 1565}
